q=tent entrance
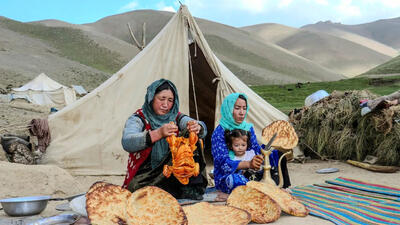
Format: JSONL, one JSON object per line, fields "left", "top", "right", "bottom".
{"left": 188, "top": 43, "right": 217, "bottom": 160}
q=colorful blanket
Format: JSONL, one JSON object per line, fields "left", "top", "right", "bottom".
{"left": 291, "top": 177, "right": 400, "bottom": 225}
{"left": 326, "top": 177, "right": 400, "bottom": 198}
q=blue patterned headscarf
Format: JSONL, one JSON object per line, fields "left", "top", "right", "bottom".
{"left": 220, "top": 93, "right": 252, "bottom": 131}
{"left": 142, "top": 79, "right": 179, "bottom": 168}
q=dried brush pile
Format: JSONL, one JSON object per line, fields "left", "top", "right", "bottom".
{"left": 289, "top": 90, "right": 400, "bottom": 166}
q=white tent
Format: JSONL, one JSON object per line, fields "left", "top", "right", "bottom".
{"left": 43, "top": 6, "right": 298, "bottom": 175}
{"left": 12, "top": 73, "right": 76, "bottom": 106}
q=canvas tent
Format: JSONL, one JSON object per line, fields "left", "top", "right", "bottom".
{"left": 12, "top": 73, "right": 76, "bottom": 106}
{"left": 43, "top": 6, "right": 297, "bottom": 175}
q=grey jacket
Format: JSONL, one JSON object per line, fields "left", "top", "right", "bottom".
{"left": 121, "top": 113, "right": 207, "bottom": 152}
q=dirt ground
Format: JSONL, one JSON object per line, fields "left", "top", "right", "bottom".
{"left": 1, "top": 159, "right": 399, "bottom": 225}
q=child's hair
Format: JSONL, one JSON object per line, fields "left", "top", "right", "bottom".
{"left": 224, "top": 129, "right": 251, "bottom": 150}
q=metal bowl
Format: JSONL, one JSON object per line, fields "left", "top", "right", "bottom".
{"left": 0, "top": 195, "right": 51, "bottom": 216}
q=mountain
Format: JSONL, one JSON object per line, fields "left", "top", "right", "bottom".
{"left": 242, "top": 23, "right": 395, "bottom": 77}
{"left": 302, "top": 17, "right": 400, "bottom": 50}
{"left": 0, "top": 16, "right": 124, "bottom": 91}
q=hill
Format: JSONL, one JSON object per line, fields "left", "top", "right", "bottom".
{"left": 363, "top": 55, "right": 400, "bottom": 75}
{"left": 0, "top": 16, "right": 133, "bottom": 91}
{"left": 302, "top": 17, "right": 400, "bottom": 50}
{"left": 242, "top": 23, "right": 394, "bottom": 77}
{"left": 32, "top": 19, "right": 139, "bottom": 62}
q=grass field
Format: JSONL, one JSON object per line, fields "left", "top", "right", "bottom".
{"left": 251, "top": 75, "right": 400, "bottom": 114}
{"left": 364, "top": 55, "right": 400, "bottom": 75}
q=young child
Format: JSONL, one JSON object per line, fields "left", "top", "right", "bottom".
{"left": 224, "top": 129, "right": 263, "bottom": 181}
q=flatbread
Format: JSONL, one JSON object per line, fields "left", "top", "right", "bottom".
{"left": 126, "top": 186, "right": 187, "bottom": 225}
{"left": 227, "top": 185, "right": 281, "bottom": 223}
{"left": 86, "top": 183, "right": 131, "bottom": 225}
{"left": 262, "top": 120, "right": 298, "bottom": 150}
{"left": 247, "top": 181, "right": 309, "bottom": 217}
{"left": 87, "top": 181, "right": 109, "bottom": 194}
{"left": 183, "top": 202, "right": 251, "bottom": 225}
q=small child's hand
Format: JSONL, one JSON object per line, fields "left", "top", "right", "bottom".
{"left": 249, "top": 154, "right": 263, "bottom": 170}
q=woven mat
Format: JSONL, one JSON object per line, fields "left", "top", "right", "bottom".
{"left": 292, "top": 177, "right": 400, "bottom": 225}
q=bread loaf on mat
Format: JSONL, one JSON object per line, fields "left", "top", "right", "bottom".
{"left": 227, "top": 185, "right": 281, "bottom": 223}
{"left": 87, "top": 181, "right": 109, "bottom": 195}
{"left": 247, "top": 181, "right": 308, "bottom": 217}
{"left": 183, "top": 202, "right": 251, "bottom": 225}
{"left": 126, "top": 186, "right": 187, "bottom": 225}
{"left": 262, "top": 120, "right": 298, "bottom": 150}
{"left": 86, "top": 183, "right": 131, "bottom": 225}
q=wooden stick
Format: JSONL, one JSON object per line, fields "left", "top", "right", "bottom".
{"left": 142, "top": 22, "right": 146, "bottom": 48}
{"left": 127, "top": 23, "right": 143, "bottom": 50}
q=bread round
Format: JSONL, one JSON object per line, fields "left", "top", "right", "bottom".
{"left": 262, "top": 120, "right": 298, "bottom": 150}
{"left": 183, "top": 202, "right": 251, "bottom": 225}
{"left": 247, "top": 181, "right": 309, "bottom": 217}
{"left": 227, "top": 185, "right": 281, "bottom": 223}
{"left": 87, "top": 181, "right": 109, "bottom": 194}
{"left": 86, "top": 183, "right": 131, "bottom": 225}
{"left": 126, "top": 186, "right": 187, "bottom": 225}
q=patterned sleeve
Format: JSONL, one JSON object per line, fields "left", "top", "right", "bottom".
{"left": 249, "top": 126, "right": 261, "bottom": 155}
{"left": 211, "top": 125, "right": 240, "bottom": 176}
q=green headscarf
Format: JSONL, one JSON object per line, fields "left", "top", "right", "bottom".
{"left": 142, "top": 79, "right": 179, "bottom": 169}
{"left": 220, "top": 93, "right": 252, "bottom": 131}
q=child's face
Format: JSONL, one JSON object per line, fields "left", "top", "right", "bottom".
{"left": 231, "top": 136, "right": 247, "bottom": 157}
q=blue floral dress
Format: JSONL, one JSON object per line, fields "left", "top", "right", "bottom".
{"left": 211, "top": 125, "right": 262, "bottom": 193}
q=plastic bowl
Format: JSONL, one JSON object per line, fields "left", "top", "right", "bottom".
{"left": 0, "top": 195, "right": 51, "bottom": 216}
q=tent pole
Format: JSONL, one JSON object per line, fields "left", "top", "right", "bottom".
{"left": 188, "top": 46, "right": 199, "bottom": 121}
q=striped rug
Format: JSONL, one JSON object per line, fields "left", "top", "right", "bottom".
{"left": 326, "top": 177, "right": 400, "bottom": 198}
{"left": 291, "top": 178, "right": 400, "bottom": 225}
{"left": 315, "top": 183, "right": 400, "bottom": 202}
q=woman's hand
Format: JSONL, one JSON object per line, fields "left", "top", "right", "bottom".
{"left": 187, "top": 120, "right": 201, "bottom": 134}
{"left": 159, "top": 122, "right": 178, "bottom": 137}
{"left": 249, "top": 154, "right": 264, "bottom": 170}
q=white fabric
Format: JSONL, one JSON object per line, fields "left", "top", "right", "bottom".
{"left": 233, "top": 150, "right": 256, "bottom": 161}
{"left": 71, "top": 85, "right": 88, "bottom": 96}
{"left": 305, "top": 90, "right": 329, "bottom": 107}
{"left": 12, "top": 73, "right": 76, "bottom": 106}
{"left": 44, "top": 6, "right": 301, "bottom": 175}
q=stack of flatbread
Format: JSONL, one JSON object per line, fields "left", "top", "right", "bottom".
{"left": 86, "top": 183, "right": 187, "bottom": 225}
{"left": 227, "top": 185, "right": 281, "bottom": 223}
{"left": 86, "top": 181, "right": 305, "bottom": 225}
{"left": 247, "top": 181, "right": 309, "bottom": 217}
{"left": 126, "top": 186, "right": 187, "bottom": 225}
{"left": 86, "top": 182, "right": 131, "bottom": 225}
{"left": 183, "top": 202, "right": 251, "bottom": 225}
{"left": 261, "top": 120, "right": 298, "bottom": 150}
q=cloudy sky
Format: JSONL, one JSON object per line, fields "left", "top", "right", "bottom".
{"left": 1, "top": 0, "right": 399, "bottom": 27}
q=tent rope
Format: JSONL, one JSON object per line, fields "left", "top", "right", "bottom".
{"left": 188, "top": 45, "right": 199, "bottom": 121}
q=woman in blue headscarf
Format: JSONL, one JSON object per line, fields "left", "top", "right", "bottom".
{"left": 211, "top": 93, "right": 264, "bottom": 194}
{"left": 121, "top": 79, "right": 208, "bottom": 200}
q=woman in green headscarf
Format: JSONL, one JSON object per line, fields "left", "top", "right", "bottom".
{"left": 121, "top": 79, "right": 207, "bottom": 200}
{"left": 211, "top": 93, "right": 264, "bottom": 193}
